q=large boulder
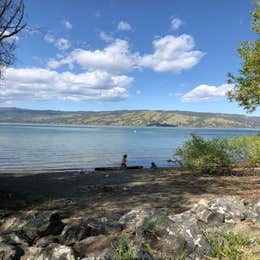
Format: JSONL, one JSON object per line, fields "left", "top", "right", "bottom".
{"left": 139, "top": 212, "right": 211, "bottom": 258}
{"left": 245, "top": 200, "right": 260, "bottom": 222}
{"left": 197, "top": 196, "right": 247, "bottom": 223}
{"left": 60, "top": 221, "right": 91, "bottom": 246}
{"left": 0, "top": 211, "right": 65, "bottom": 241}
{"left": 73, "top": 234, "right": 113, "bottom": 259}
{"left": 0, "top": 230, "right": 31, "bottom": 246}
{"left": 119, "top": 208, "right": 154, "bottom": 233}
{"left": 0, "top": 243, "right": 24, "bottom": 260}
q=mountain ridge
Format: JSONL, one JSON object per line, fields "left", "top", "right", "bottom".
{"left": 0, "top": 107, "right": 260, "bottom": 128}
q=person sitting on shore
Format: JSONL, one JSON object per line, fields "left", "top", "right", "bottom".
{"left": 151, "top": 162, "right": 157, "bottom": 168}
{"left": 121, "top": 154, "right": 127, "bottom": 169}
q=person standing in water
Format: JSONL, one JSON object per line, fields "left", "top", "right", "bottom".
{"left": 121, "top": 154, "right": 127, "bottom": 169}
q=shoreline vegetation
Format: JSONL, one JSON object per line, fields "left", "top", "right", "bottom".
{"left": 1, "top": 107, "right": 260, "bottom": 128}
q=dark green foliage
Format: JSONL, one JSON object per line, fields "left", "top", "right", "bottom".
{"left": 228, "top": 1, "right": 260, "bottom": 112}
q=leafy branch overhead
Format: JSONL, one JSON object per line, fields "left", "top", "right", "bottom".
{"left": 0, "top": 0, "right": 26, "bottom": 78}
{"left": 228, "top": 1, "right": 260, "bottom": 112}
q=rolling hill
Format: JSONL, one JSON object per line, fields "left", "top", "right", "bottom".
{"left": 0, "top": 107, "right": 260, "bottom": 128}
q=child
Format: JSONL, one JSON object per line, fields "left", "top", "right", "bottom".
{"left": 121, "top": 154, "right": 127, "bottom": 169}
{"left": 151, "top": 162, "right": 157, "bottom": 168}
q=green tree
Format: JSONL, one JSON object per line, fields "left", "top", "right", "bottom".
{"left": 227, "top": 1, "right": 260, "bottom": 112}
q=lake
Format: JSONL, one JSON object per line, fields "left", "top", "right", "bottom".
{"left": 0, "top": 123, "right": 259, "bottom": 173}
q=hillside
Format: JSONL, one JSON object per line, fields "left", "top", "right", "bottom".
{"left": 0, "top": 107, "right": 260, "bottom": 128}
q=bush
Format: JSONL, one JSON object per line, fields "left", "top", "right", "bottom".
{"left": 175, "top": 134, "right": 260, "bottom": 173}
{"left": 229, "top": 134, "right": 260, "bottom": 167}
{"left": 175, "top": 134, "right": 232, "bottom": 173}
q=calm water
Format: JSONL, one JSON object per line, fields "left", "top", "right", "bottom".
{"left": 0, "top": 123, "right": 259, "bottom": 173}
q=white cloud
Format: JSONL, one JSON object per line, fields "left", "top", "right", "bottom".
{"left": 44, "top": 33, "right": 55, "bottom": 43}
{"left": 139, "top": 34, "right": 205, "bottom": 73}
{"left": 170, "top": 18, "right": 183, "bottom": 30}
{"left": 0, "top": 68, "right": 133, "bottom": 102}
{"left": 117, "top": 21, "right": 131, "bottom": 31}
{"left": 99, "top": 31, "right": 114, "bottom": 42}
{"left": 44, "top": 33, "right": 71, "bottom": 51}
{"left": 55, "top": 38, "right": 71, "bottom": 51}
{"left": 63, "top": 20, "right": 72, "bottom": 29}
{"left": 48, "top": 39, "right": 138, "bottom": 73}
{"left": 182, "top": 83, "right": 234, "bottom": 103}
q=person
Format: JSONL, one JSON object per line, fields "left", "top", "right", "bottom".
{"left": 151, "top": 162, "right": 157, "bottom": 169}
{"left": 121, "top": 154, "right": 127, "bottom": 169}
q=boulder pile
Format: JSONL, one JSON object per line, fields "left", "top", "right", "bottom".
{"left": 0, "top": 196, "right": 259, "bottom": 259}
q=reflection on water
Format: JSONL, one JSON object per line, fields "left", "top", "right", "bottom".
{"left": 0, "top": 123, "right": 259, "bottom": 173}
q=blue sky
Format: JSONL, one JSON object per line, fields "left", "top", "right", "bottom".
{"left": 0, "top": 0, "right": 259, "bottom": 115}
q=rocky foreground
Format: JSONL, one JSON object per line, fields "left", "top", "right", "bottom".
{"left": 0, "top": 196, "right": 260, "bottom": 259}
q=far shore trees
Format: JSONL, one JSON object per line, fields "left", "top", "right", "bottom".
{"left": 0, "top": 0, "right": 26, "bottom": 78}
{"left": 228, "top": 1, "right": 260, "bottom": 112}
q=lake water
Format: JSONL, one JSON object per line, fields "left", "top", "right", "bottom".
{"left": 0, "top": 123, "right": 259, "bottom": 173}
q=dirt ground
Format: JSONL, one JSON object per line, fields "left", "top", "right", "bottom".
{"left": 0, "top": 168, "right": 259, "bottom": 217}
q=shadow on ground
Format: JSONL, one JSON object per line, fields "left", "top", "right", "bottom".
{"left": 0, "top": 168, "right": 259, "bottom": 217}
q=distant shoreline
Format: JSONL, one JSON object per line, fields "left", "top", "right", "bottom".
{"left": 0, "top": 122, "right": 260, "bottom": 130}
{"left": 1, "top": 107, "right": 260, "bottom": 128}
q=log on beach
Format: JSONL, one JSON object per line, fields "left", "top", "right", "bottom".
{"left": 94, "top": 166, "right": 143, "bottom": 171}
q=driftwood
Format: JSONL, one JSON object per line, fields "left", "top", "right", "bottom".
{"left": 94, "top": 166, "right": 143, "bottom": 171}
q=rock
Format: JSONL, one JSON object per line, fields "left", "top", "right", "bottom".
{"left": 0, "top": 230, "right": 31, "bottom": 246}
{"left": 140, "top": 213, "right": 186, "bottom": 258}
{"left": 193, "top": 204, "right": 225, "bottom": 225}
{"left": 86, "top": 215, "right": 122, "bottom": 235}
{"left": 35, "top": 235, "right": 59, "bottom": 247}
{"left": 31, "top": 243, "right": 75, "bottom": 260}
{"left": 207, "top": 196, "right": 247, "bottom": 223}
{"left": 73, "top": 234, "right": 113, "bottom": 259}
{"left": 0, "top": 243, "right": 24, "bottom": 260}
{"left": 119, "top": 208, "right": 154, "bottom": 233}
{"left": 60, "top": 221, "right": 90, "bottom": 246}
{"left": 138, "top": 211, "right": 211, "bottom": 258}
{"left": 22, "top": 211, "right": 65, "bottom": 240}
{"left": 0, "top": 211, "right": 65, "bottom": 241}
{"left": 246, "top": 200, "right": 260, "bottom": 222}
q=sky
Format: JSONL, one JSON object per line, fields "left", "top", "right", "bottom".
{"left": 0, "top": 0, "right": 259, "bottom": 115}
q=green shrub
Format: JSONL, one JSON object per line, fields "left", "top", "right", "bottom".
{"left": 175, "top": 134, "right": 260, "bottom": 173}
{"left": 113, "top": 233, "right": 135, "bottom": 260}
{"left": 175, "top": 134, "right": 232, "bottom": 173}
{"left": 229, "top": 134, "right": 260, "bottom": 167}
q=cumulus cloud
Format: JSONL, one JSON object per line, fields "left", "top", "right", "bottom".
{"left": 44, "top": 33, "right": 71, "bottom": 51}
{"left": 63, "top": 20, "right": 72, "bottom": 29}
{"left": 0, "top": 68, "right": 133, "bottom": 102}
{"left": 48, "top": 39, "right": 138, "bottom": 73}
{"left": 99, "top": 31, "right": 114, "bottom": 42}
{"left": 181, "top": 83, "right": 234, "bottom": 103}
{"left": 117, "top": 21, "right": 131, "bottom": 31}
{"left": 139, "top": 34, "right": 205, "bottom": 73}
{"left": 170, "top": 18, "right": 183, "bottom": 30}
{"left": 55, "top": 38, "right": 71, "bottom": 51}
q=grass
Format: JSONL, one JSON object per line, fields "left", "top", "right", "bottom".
{"left": 204, "top": 230, "right": 260, "bottom": 259}
{"left": 113, "top": 233, "right": 135, "bottom": 260}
